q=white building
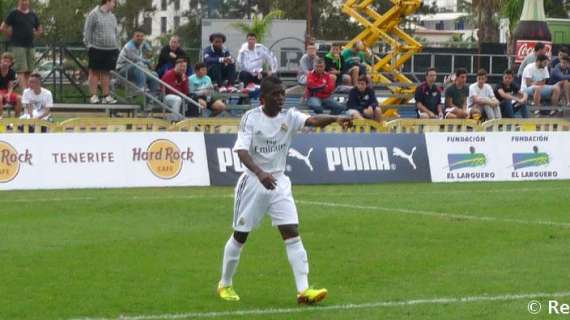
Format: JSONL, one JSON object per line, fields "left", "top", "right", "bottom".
{"left": 140, "top": 0, "right": 190, "bottom": 40}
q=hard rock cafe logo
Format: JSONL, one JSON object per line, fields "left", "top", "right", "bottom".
{"left": 0, "top": 141, "right": 33, "bottom": 183}
{"left": 132, "top": 139, "right": 194, "bottom": 180}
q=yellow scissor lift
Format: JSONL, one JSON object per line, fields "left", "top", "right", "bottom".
{"left": 341, "top": 0, "right": 422, "bottom": 109}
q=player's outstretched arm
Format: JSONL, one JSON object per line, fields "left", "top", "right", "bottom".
{"left": 236, "top": 150, "right": 277, "bottom": 190}
{"left": 305, "top": 115, "right": 353, "bottom": 129}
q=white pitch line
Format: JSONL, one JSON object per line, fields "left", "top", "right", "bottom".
{"left": 69, "top": 290, "right": 570, "bottom": 320}
{"left": 0, "top": 194, "right": 232, "bottom": 204}
{"left": 297, "top": 200, "right": 570, "bottom": 228}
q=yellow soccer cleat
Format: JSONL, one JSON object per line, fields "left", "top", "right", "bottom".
{"left": 297, "top": 287, "right": 328, "bottom": 305}
{"left": 217, "top": 282, "right": 240, "bottom": 301}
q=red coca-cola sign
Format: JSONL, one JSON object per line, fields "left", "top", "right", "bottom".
{"left": 515, "top": 40, "right": 552, "bottom": 63}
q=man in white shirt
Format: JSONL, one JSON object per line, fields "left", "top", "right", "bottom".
{"left": 521, "top": 54, "right": 560, "bottom": 108}
{"left": 20, "top": 73, "right": 51, "bottom": 120}
{"left": 468, "top": 69, "right": 501, "bottom": 119}
{"left": 237, "top": 33, "right": 278, "bottom": 90}
{"left": 217, "top": 75, "right": 352, "bottom": 305}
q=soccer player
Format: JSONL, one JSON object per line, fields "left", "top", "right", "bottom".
{"left": 217, "top": 75, "right": 352, "bottom": 304}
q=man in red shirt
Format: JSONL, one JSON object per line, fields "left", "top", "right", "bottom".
{"left": 305, "top": 58, "right": 345, "bottom": 115}
{"left": 161, "top": 58, "right": 189, "bottom": 121}
{"left": 0, "top": 52, "right": 21, "bottom": 118}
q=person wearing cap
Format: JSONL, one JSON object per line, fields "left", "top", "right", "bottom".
{"left": 203, "top": 32, "right": 237, "bottom": 92}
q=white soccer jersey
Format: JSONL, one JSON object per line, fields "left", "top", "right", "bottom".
{"left": 233, "top": 106, "right": 309, "bottom": 175}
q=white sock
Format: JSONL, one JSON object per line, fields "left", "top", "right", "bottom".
{"left": 285, "top": 236, "right": 309, "bottom": 293}
{"left": 220, "top": 236, "right": 243, "bottom": 287}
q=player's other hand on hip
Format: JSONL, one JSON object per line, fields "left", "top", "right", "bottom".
{"left": 257, "top": 171, "right": 277, "bottom": 190}
{"left": 337, "top": 116, "right": 354, "bottom": 130}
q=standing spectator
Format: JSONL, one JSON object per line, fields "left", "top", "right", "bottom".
{"left": 203, "top": 33, "right": 236, "bottom": 92}
{"left": 19, "top": 73, "right": 51, "bottom": 120}
{"left": 161, "top": 58, "right": 189, "bottom": 121}
{"left": 116, "top": 30, "right": 159, "bottom": 94}
{"left": 237, "top": 33, "right": 278, "bottom": 89}
{"left": 346, "top": 75, "right": 382, "bottom": 122}
{"left": 468, "top": 69, "right": 501, "bottom": 120}
{"left": 341, "top": 41, "right": 368, "bottom": 86}
{"left": 324, "top": 43, "right": 344, "bottom": 84}
{"left": 189, "top": 63, "right": 226, "bottom": 117}
{"left": 550, "top": 46, "right": 568, "bottom": 69}
{"left": 83, "top": 0, "right": 119, "bottom": 104}
{"left": 521, "top": 54, "right": 560, "bottom": 109}
{"left": 495, "top": 69, "right": 529, "bottom": 118}
{"left": 0, "top": 0, "right": 42, "bottom": 90}
{"left": 305, "top": 58, "right": 345, "bottom": 115}
{"left": 156, "top": 35, "right": 191, "bottom": 78}
{"left": 414, "top": 67, "right": 443, "bottom": 119}
{"left": 445, "top": 68, "right": 478, "bottom": 119}
{"left": 297, "top": 43, "right": 318, "bottom": 85}
{"left": 517, "top": 42, "right": 546, "bottom": 78}
{"left": 550, "top": 56, "right": 570, "bottom": 109}
{"left": 0, "top": 53, "right": 22, "bottom": 118}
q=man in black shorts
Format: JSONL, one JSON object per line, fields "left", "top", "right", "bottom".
{"left": 83, "top": 0, "right": 119, "bottom": 104}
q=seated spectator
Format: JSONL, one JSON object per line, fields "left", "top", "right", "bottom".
{"left": 19, "top": 73, "right": 51, "bottom": 120}
{"left": 116, "top": 29, "right": 159, "bottom": 93}
{"left": 550, "top": 56, "right": 570, "bottom": 108}
{"left": 305, "top": 58, "right": 345, "bottom": 115}
{"left": 495, "top": 69, "right": 529, "bottom": 118}
{"left": 237, "top": 32, "right": 277, "bottom": 90}
{"left": 189, "top": 62, "right": 225, "bottom": 117}
{"left": 155, "top": 35, "right": 191, "bottom": 78}
{"left": 468, "top": 69, "right": 501, "bottom": 120}
{"left": 161, "top": 58, "right": 189, "bottom": 121}
{"left": 521, "top": 54, "right": 560, "bottom": 109}
{"left": 203, "top": 32, "right": 236, "bottom": 92}
{"left": 324, "top": 43, "right": 344, "bottom": 84}
{"left": 445, "top": 68, "right": 479, "bottom": 119}
{"left": 297, "top": 43, "right": 317, "bottom": 85}
{"left": 0, "top": 52, "right": 21, "bottom": 118}
{"left": 517, "top": 42, "right": 546, "bottom": 79}
{"left": 551, "top": 46, "right": 568, "bottom": 69}
{"left": 341, "top": 41, "right": 368, "bottom": 86}
{"left": 414, "top": 67, "right": 443, "bottom": 119}
{"left": 346, "top": 75, "right": 382, "bottom": 122}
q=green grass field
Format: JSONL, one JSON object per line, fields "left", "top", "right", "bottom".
{"left": 2, "top": 181, "right": 570, "bottom": 320}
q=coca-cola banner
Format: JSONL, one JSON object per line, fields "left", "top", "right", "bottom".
{"left": 515, "top": 40, "right": 552, "bottom": 64}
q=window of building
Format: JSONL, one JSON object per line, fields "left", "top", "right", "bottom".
{"left": 143, "top": 17, "right": 152, "bottom": 35}
{"left": 161, "top": 0, "right": 167, "bottom": 10}
{"left": 174, "top": 0, "right": 180, "bottom": 10}
{"left": 161, "top": 17, "right": 167, "bottom": 33}
{"left": 436, "top": 21, "right": 444, "bottom": 30}
{"left": 174, "top": 16, "right": 180, "bottom": 29}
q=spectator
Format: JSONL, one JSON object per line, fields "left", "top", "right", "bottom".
{"left": 0, "top": 0, "right": 42, "bottom": 90}
{"left": 346, "top": 75, "right": 382, "bottom": 122}
{"left": 156, "top": 35, "right": 191, "bottom": 78}
{"left": 297, "top": 43, "right": 318, "bottom": 85}
{"left": 414, "top": 67, "right": 443, "bottom": 119}
{"left": 161, "top": 58, "right": 189, "bottom": 121}
{"left": 203, "top": 32, "right": 236, "bottom": 92}
{"left": 517, "top": 42, "right": 546, "bottom": 78}
{"left": 305, "top": 58, "right": 345, "bottom": 115}
{"left": 551, "top": 46, "right": 568, "bottom": 69}
{"left": 116, "top": 29, "right": 159, "bottom": 94}
{"left": 19, "top": 73, "right": 51, "bottom": 120}
{"left": 0, "top": 53, "right": 22, "bottom": 118}
{"left": 189, "top": 63, "right": 226, "bottom": 117}
{"left": 83, "top": 0, "right": 119, "bottom": 105}
{"left": 324, "top": 43, "right": 344, "bottom": 84}
{"left": 468, "top": 69, "right": 501, "bottom": 120}
{"left": 444, "top": 68, "right": 477, "bottom": 119}
{"left": 521, "top": 54, "right": 560, "bottom": 109}
{"left": 550, "top": 56, "right": 570, "bottom": 108}
{"left": 341, "top": 41, "right": 368, "bottom": 86}
{"left": 237, "top": 33, "right": 278, "bottom": 89}
{"left": 495, "top": 69, "right": 529, "bottom": 118}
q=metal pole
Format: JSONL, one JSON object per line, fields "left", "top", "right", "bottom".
{"left": 306, "top": 0, "right": 312, "bottom": 48}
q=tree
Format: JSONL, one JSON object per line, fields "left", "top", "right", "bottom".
{"left": 113, "top": 0, "right": 155, "bottom": 40}
{"left": 36, "top": 0, "right": 92, "bottom": 45}
{"left": 232, "top": 10, "right": 283, "bottom": 44}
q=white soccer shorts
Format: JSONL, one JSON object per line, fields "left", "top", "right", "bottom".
{"left": 232, "top": 172, "right": 299, "bottom": 232}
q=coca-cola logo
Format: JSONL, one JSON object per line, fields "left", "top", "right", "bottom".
{"left": 515, "top": 40, "right": 552, "bottom": 64}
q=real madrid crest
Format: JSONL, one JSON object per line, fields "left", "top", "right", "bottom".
{"left": 281, "top": 123, "right": 288, "bottom": 132}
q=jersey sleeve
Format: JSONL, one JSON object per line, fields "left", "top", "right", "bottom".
{"left": 233, "top": 113, "right": 254, "bottom": 152}
{"left": 21, "top": 89, "right": 31, "bottom": 104}
{"left": 290, "top": 108, "right": 310, "bottom": 131}
{"left": 45, "top": 90, "right": 53, "bottom": 108}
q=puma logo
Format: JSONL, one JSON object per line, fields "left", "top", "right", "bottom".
{"left": 393, "top": 147, "right": 417, "bottom": 170}
{"left": 288, "top": 148, "right": 314, "bottom": 171}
